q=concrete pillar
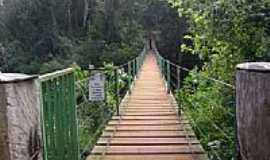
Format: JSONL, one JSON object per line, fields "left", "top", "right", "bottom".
{"left": 236, "top": 63, "right": 270, "bottom": 160}
{"left": 0, "top": 73, "right": 42, "bottom": 160}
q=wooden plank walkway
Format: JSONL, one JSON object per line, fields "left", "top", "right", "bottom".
{"left": 87, "top": 51, "right": 206, "bottom": 160}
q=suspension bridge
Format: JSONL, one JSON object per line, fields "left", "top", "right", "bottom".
{"left": 87, "top": 50, "right": 206, "bottom": 160}
{"left": 2, "top": 40, "right": 237, "bottom": 160}
{"left": 26, "top": 38, "right": 238, "bottom": 160}
{"left": 37, "top": 42, "right": 210, "bottom": 160}
{"left": 1, "top": 37, "right": 270, "bottom": 160}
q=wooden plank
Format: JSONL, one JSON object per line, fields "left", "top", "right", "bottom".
{"left": 126, "top": 104, "right": 173, "bottom": 107}
{"left": 97, "top": 137, "right": 200, "bottom": 146}
{"left": 119, "top": 112, "right": 177, "bottom": 116}
{"left": 123, "top": 107, "right": 175, "bottom": 110}
{"left": 129, "top": 97, "right": 168, "bottom": 100}
{"left": 108, "top": 120, "right": 189, "bottom": 125}
{"left": 112, "top": 116, "right": 179, "bottom": 120}
{"left": 121, "top": 113, "right": 177, "bottom": 116}
{"left": 122, "top": 108, "right": 176, "bottom": 111}
{"left": 122, "top": 110, "right": 177, "bottom": 113}
{"left": 128, "top": 101, "right": 170, "bottom": 105}
{"left": 91, "top": 145, "right": 205, "bottom": 155}
{"left": 131, "top": 94, "right": 167, "bottom": 97}
{"left": 105, "top": 125, "right": 192, "bottom": 131}
{"left": 101, "top": 131, "right": 196, "bottom": 138}
{"left": 87, "top": 154, "right": 207, "bottom": 160}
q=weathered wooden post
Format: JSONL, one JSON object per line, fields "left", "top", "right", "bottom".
{"left": 0, "top": 73, "right": 42, "bottom": 160}
{"left": 236, "top": 62, "right": 270, "bottom": 160}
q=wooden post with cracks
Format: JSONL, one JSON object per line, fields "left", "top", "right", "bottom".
{"left": 236, "top": 63, "right": 270, "bottom": 160}
{"left": 0, "top": 73, "right": 42, "bottom": 160}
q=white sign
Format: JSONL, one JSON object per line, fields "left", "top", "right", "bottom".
{"left": 89, "top": 72, "right": 105, "bottom": 101}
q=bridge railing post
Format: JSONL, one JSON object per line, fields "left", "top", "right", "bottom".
{"left": 114, "top": 68, "right": 120, "bottom": 116}
{"left": 163, "top": 59, "right": 166, "bottom": 80}
{"left": 236, "top": 62, "right": 270, "bottom": 160}
{"left": 128, "top": 62, "right": 132, "bottom": 94}
{"left": 166, "top": 60, "right": 171, "bottom": 93}
{"left": 0, "top": 74, "right": 42, "bottom": 160}
{"left": 136, "top": 57, "right": 139, "bottom": 75}
{"left": 177, "top": 66, "right": 181, "bottom": 90}
{"left": 133, "top": 59, "right": 136, "bottom": 78}
{"left": 159, "top": 56, "right": 162, "bottom": 72}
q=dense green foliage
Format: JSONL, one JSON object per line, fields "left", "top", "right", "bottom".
{"left": 169, "top": 0, "right": 270, "bottom": 159}
{"left": 74, "top": 57, "right": 139, "bottom": 159}
{"left": 0, "top": 0, "right": 145, "bottom": 73}
{"left": 4, "top": 0, "right": 268, "bottom": 159}
{"left": 74, "top": 64, "right": 116, "bottom": 159}
{"left": 0, "top": 1, "right": 190, "bottom": 159}
{"left": 0, "top": 0, "right": 186, "bottom": 74}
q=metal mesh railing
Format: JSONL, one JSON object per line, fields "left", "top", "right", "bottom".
{"left": 39, "top": 68, "right": 79, "bottom": 160}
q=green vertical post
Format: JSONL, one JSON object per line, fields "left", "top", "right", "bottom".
{"left": 157, "top": 55, "right": 159, "bottom": 67}
{"left": 139, "top": 55, "right": 142, "bottom": 71}
{"left": 177, "top": 67, "right": 181, "bottom": 90}
{"left": 69, "top": 72, "right": 79, "bottom": 160}
{"left": 161, "top": 58, "right": 164, "bottom": 77}
{"left": 158, "top": 56, "right": 161, "bottom": 69}
{"left": 61, "top": 76, "right": 67, "bottom": 159}
{"left": 57, "top": 77, "right": 64, "bottom": 159}
{"left": 164, "top": 60, "right": 167, "bottom": 80}
{"left": 136, "top": 58, "right": 139, "bottom": 74}
{"left": 176, "top": 67, "right": 182, "bottom": 116}
{"left": 50, "top": 80, "right": 56, "bottom": 159}
{"left": 139, "top": 57, "right": 140, "bottom": 72}
{"left": 55, "top": 78, "right": 61, "bottom": 160}
{"left": 133, "top": 59, "right": 136, "bottom": 77}
{"left": 164, "top": 59, "right": 166, "bottom": 79}
{"left": 128, "top": 62, "right": 131, "bottom": 94}
{"left": 166, "top": 60, "right": 171, "bottom": 93}
{"left": 135, "top": 59, "right": 138, "bottom": 75}
{"left": 41, "top": 83, "right": 48, "bottom": 160}
{"left": 64, "top": 75, "right": 71, "bottom": 159}
{"left": 159, "top": 57, "right": 162, "bottom": 71}
{"left": 114, "top": 68, "right": 120, "bottom": 116}
{"left": 159, "top": 57, "right": 162, "bottom": 72}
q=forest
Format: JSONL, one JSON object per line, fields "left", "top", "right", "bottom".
{"left": 1, "top": 0, "right": 270, "bottom": 160}
{"left": 0, "top": 0, "right": 187, "bottom": 74}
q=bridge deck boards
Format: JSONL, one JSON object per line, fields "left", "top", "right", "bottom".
{"left": 87, "top": 52, "right": 206, "bottom": 160}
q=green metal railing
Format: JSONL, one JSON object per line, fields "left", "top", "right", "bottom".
{"left": 39, "top": 68, "right": 79, "bottom": 160}
{"left": 39, "top": 47, "right": 146, "bottom": 160}
{"left": 116, "top": 48, "right": 146, "bottom": 106}
{"left": 155, "top": 50, "right": 236, "bottom": 160}
{"left": 156, "top": 52, "right": 181, "bottom": 94}
{"left": 77, "top": 47, "right": 146, "bottom": 159}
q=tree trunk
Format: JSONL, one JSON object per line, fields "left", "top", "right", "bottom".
{"left": 82, "top": 0, "right": 89, "bottom": 28}
{"left": 49, "top": 0, "right": 58, "bottom": 35}
{"left": 67, "top": 0, "right": 72, "bottom": 34}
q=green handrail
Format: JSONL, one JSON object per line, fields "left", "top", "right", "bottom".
{"left": 156, "top": 52, "right": 180, "bottom": 94}
{"left": 114, "top": 48, "right": 146, "bottom": 115}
